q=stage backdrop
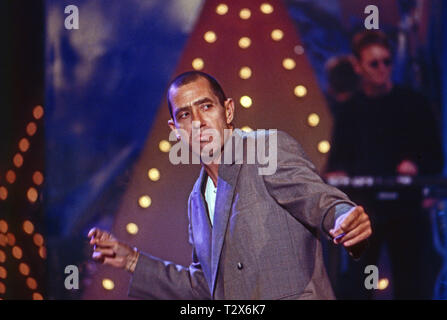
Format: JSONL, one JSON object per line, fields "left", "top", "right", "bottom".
{"left": 44, "top": 0, "right": 445, "bottom": 299}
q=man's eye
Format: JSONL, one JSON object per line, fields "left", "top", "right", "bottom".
{"left": 203, "top": 104, "right": 212, "bottom": 110}
{"left": 180, "top": 112, "right": 189, "bottom": 119}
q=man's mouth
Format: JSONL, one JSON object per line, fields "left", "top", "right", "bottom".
{"left": 192, "top": 134, "right": 211, "bottom": 143}
{"left": 200, "top": 135, "right": 212, "bottom": 142}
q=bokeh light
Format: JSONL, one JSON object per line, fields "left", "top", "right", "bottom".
{"left": 159, "top": 140, "right": 171, "bottom": 153}
{"left": 26, "top": 122, "right": 37, "bottom": 136}
{"left": 23, "top": 220, "right": 35, "bottom": 235}
{"left": 13, "top": 153, "right": 24, "bottom": 168}
{"left": 126, "top": 223, "right": 139, "bottom": 235}
{"left": 38, "top": 247, "right": 46, "bottom": 259}
{"left": 19, "top": 138, "right": 30, "bottom": 153}
{"left": 318, "top": 140, "right": 331, "bottom": 154}
{"left": 12, "top": 246, "right": 23, "bottom": 259}
{"left": 204, "top": 31, "right": 217, "bottom": 43}
{"left": 33, "top": 105, "right": 44, "bottom": 120}
{"left": 271, "top": 29, "right": 284, "bottom": 41}
{"left": 0, "top": 220, "right": 7, "bottom": 233}
{"left": 378, "top": 278, "right": 389, "bottom": 290}
{"left": 27, "top": 187, "right": 38, "bottom": 203}
{"left": 192, "top": 58, "right": 204, "bottom": 70}
{"left": 147, "top": 168, "right": 160, "bottom": 182}
{"left": 240, "top": 96, "right": 253, "bottom": 108}
{"left": 32, "top": 171, "right": 44, "bottom": 186}
{"left": 216, "top": 4, "right": 228, "bottom": 15}
{"left": 26, "top": 277, "right": 37, "bottom": 290}
{"left": 294, "top": 45, "right": 305, "bottom": 55}
{"left": 33, "top": 233, "right": 44, "bottom": 247}
{"left": 282, "top": 58, "right": 296, "bottom": 70}
{"left": 239, "top": 8, "right": 251, "bottom": 19}
{"left": 0, "top": 187, "right": 7, "bottom": 201}
{"left": 6, "top": 233, "right": 15, "bottom": 246}
{"left": 32, "top": 292, "right": 44, "bottom": 300}
{"left": 260, "top": 3, "right": 274, "bottom": 14}
{"left": 0, "top": 266, "right": 6, "bottom": 279}
{"left": 6, "top": 170, "right": 16, "bottom": 184}
{"left": 138, "top": 195, "right": 152, "bottom": 208}
{"left": 294, "top": 85, "right": 308, "bottom": 98}
{"left": 0, "top": 235, "right": 7, "bottom": 247}
{"left": 307, "top": 113, "right": 320, "bottom": 127}
{"left": 19, "top": 263, "right": 30, "bottom": 276}
{"left": 239, "top": 66, "right": 252, "bottom": 80}
{"left": 238, "top": 37, "right": 251, "bottom": 49}
{"left": 102, "top": 278, "right": 115, "bottom": 290}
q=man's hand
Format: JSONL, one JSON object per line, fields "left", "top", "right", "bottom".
{"left": 397, "top": 159, "right": 418, "bottom": 176}
{"left": 87, "top": 228, "right": 139, "bottom": 272}
{"left": 329, "top": 206, "right": 372, "bottom": 248}
{"left": 324, "top": 170, "right": 348, "bottom": 180}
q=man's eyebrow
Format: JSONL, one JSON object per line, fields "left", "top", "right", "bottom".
{"left": 194, "top": 97, "right": 214, "bottom": 106}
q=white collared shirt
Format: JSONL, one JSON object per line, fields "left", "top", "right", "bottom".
{"left": 204, "top": 176, "right": 217, "bottom": 226}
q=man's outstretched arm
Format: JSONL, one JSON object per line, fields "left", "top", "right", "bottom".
{"left": 262, "top": 131, "right": 371, "bottom": 256}
{"left": 87, "top": 228, "right": 211, "bottom": 300}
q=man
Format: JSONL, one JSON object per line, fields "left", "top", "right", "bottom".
{"left": 88, "top": 71, "right": 371, "bottom": 299}
{"left": 326, "top": 31, "right": 444, "bottom": 299}
{"left": 327, "top": 30, "right": 443, "bottom": 177}
{"left": 325, "top": 55, "right": 359, "bottom": 106}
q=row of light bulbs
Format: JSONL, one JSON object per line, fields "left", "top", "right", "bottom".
{"left": 0, "top": 105, "right": 44, "bottom": 203}
{"left": 0, "top": 105, "right": 45, "bottom": 299}
{"left": 192, "top": 4, "right": 331, "bottom": 155}
{"left": 0, "top": 217, "right": 45, "bottom": 299}
{"left": 215, "top": 3, "right": 274, "bottom": 17}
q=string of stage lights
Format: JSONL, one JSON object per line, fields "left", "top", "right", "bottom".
{"left": 0, "top": 105, "right": 46, "bottom": 300}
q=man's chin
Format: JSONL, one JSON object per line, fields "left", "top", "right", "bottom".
{"left": 194, "top": 145, "right": 222, "bottom": 163}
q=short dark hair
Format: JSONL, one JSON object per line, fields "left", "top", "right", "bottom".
{"left": 352, "top": 30, "right": 392, "bottom": 60}
{"left": 326, "top": 55, "right": 358, "bottom": 93}
{"left": 167, "top": 71, "right": 227, "bottom": 119}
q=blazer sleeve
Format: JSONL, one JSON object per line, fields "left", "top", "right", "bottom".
{"left": 128, "top": 197, "right": 211, "bottom": 300}
{"left": 262, "top": 130, "right": 357, "bottom": 239}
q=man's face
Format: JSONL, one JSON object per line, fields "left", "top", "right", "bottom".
{"left": 357, "top": 45, "right": 392, "bottom": 88}
{"left": 168, "top": 77, "right": 234, "bottom": 159}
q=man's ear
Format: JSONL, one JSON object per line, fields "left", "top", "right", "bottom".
{"left": 168, "top": 119, "right": 175, "bottom": 131}
{"left": 224, "top": 98, "right": 235, "bottom": 125}
{"left": 168, "top": 118, "right": 179, "bottom": 135}
{"left": 168, "top": 119, "right": 181, "bottom": 140}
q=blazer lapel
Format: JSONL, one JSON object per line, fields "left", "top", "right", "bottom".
{"left": 191, "top": 167, "right": 213, "bottom": 288}
{"left": 210, "top": 162, "right": 242, "bottom": 296}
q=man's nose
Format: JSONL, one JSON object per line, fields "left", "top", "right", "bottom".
{"left": 191, "top": 111, "right": 206, "bottom": 127}
{"left": 192, "top": 120, "right": 201, "bottom": 130}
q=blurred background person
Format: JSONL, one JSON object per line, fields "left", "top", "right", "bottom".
{"left": 325, "top": 55, "right": 359, "bottom": 114}
{"left": 326, "top": 30, "right": 444, "bottom": 299}
{"left": 327, "top": 30, "right": 443, "bottom": 178}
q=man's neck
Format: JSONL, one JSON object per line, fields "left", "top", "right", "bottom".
{"left": 362, "top": 81, "right": 393, "bottom": 98}
{"left": 201, "top": 126, "right": 235, "bottom": 187}
{"left": 204, "top": 163, "right": 219, "bottom": 187}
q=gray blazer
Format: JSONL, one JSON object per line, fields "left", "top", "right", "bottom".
{"left": 128, "top": 129, "right": 357, "bottom": 300}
